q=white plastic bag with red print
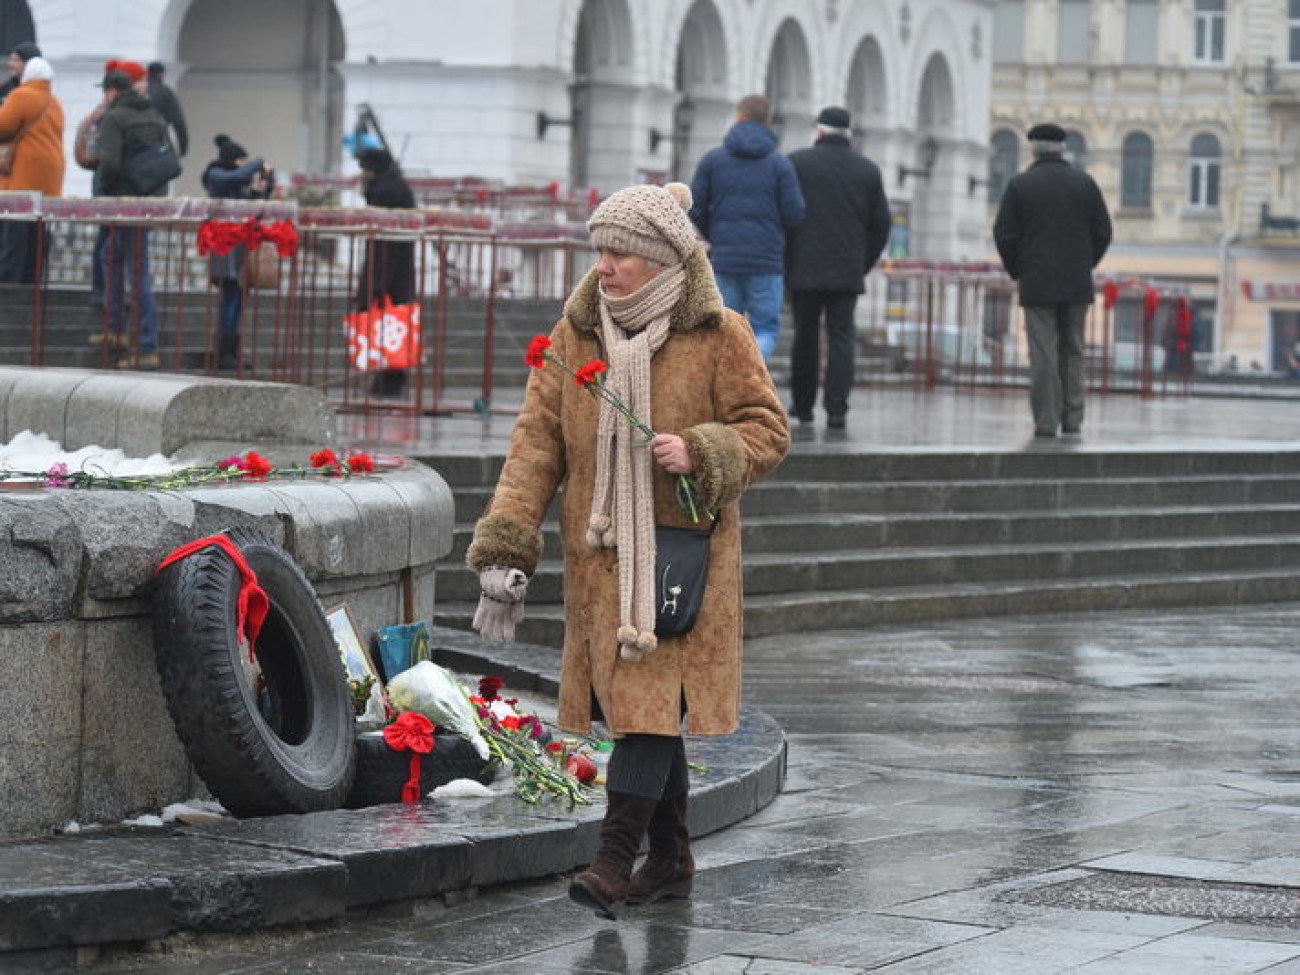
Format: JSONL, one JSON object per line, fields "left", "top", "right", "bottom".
{"left": 344, "top": 298, "right": 421, "bottom": 372}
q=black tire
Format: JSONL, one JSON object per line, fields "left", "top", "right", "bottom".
{"left": 152, "top": 527, "right": 356, "bottom": 817}
{"left": 344, "top": 732, "right": 498, "bottom": 809}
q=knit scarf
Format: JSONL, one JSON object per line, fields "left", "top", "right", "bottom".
{"left": 587, "top": 263, "right": 685, "bottom": 662}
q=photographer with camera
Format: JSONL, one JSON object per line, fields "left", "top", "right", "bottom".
{"left": 201, "top": 133, "right": 273, "bottom": 371}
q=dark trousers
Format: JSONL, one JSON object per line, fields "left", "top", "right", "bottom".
{"left": 0, "top": 222, "right": 39, "bottom": 284}
{"left": 790, "top": 290, "right": 859, "bottom": 419}
{"left": 91, "top": 226, "right": 110, "bottom": 303}
{"left": 605, "top": 735, "right": 688, "bottom": 800}
{"left": 218, "top": 278, "right": 242, "bottom": 336}
{"left": 1025, "top": 303, "right": 1088, "bottom": 434}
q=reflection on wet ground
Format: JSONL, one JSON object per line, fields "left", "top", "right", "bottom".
{"left": 86, "top": 603, "right": 1300, "bottom": 974}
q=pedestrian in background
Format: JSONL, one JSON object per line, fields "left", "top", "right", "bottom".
{"left": 994, "top": 122, "right": 1112, "bottom": 439}
{"left": 689, "top": 93, "right": 804, "bottom": 362}
{"left": 201, "top": 134, "right": 273, "bottom": 371}
{"left": 77, "top": 60, "right": 138, "bottom": 316}
{"left": 146, "top": 62, "right": 188, "bottom": 158}
{"left": 0, "top": 41, "right": 39, "bottom": 103}
{"left": 785, "top": 106, "right": 892, "bottom": 430}
{"left": 467, "top": 182, "right": 789, "bottom": 919}
{"left": 94, "top": 68, "right": 169, "bottom": 369}
{"left": 355, "top": 147, "right": 416, "bottom": 397}
{"left": 0, "top": 55, "right": 64, "bottom": 284}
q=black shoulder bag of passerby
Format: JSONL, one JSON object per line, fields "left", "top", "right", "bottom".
{"left": 654, "top": 515, "right": 719, "bottom": 638}
{"left": 122, "top": 137, "right": 182, "bottom": 195}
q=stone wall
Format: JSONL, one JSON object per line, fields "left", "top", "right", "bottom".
{"left": 0, "top": 368, "right": 456, "bottom": 838}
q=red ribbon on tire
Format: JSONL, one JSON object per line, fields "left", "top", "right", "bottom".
{"left": 157, "top": 533, "right": 270, "bottom": 661}
{"left": 383, "top": 712, "right": 435, "bottom": 803}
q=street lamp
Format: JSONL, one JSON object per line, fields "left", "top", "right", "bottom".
{"left": 898, "top": 136, "right": 939, "bottom": 187}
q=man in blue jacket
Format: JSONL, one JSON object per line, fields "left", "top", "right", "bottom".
{"left": 689, "top": 94, "right": 805, "bottom": 362}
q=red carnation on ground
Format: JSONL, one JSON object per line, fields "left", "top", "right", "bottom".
{"left": 478, "top": 674, "right": 504, "bottom": 701}
{"left": 347, "top": 452, "right": 375, "bottom": 474}
{"left": 311, "top": 448, "right": 340, "bottom": 469}
{"left": 239, "top": 451, "right": 272, "bottom": 478}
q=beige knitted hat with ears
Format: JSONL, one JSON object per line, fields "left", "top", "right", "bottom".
{"left": 587, "top": 182, "right": 699, "bottom": 267}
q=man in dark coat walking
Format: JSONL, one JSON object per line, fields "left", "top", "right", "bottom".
{"left": 994, "top": 122, "right": 1112, "bottom": 438}
{"left": 146, "top": 62, "right": 188, "bottom": 157}
{"left": 689, "top": 94, "right": 804, "bottom": 362}
{"left": 785, "top": 106, "right": 892, "bottom": 429}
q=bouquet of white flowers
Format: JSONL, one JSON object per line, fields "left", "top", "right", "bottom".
{"left": 387, "top": 661, "right": 490, "bottom": 760}
{"left": 387, "top": 661, "right": 592, "bottom": 805}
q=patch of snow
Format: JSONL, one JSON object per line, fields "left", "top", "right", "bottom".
{"left": 0, "top": 430, "right": 177, "bottom": 478}
{"left": 430, "top": 779, "right": 496, "bottom": 799}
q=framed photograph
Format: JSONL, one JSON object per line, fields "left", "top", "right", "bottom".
{"left": 326, "top": 605, "right": 382, "bottom": 687}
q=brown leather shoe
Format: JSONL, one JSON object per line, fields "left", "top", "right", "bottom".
{"left": 117, "top": 352, "right": 160, "bottom": 371}
{"left": 88, "top": 331, "right": 127, "bottom": 350}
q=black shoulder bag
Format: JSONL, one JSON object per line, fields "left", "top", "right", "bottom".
{"left": 122, "top": 135, "right": 182, "bottom": 195}
{"left": 654, "top": 515, "right": 719, "bottom": 638}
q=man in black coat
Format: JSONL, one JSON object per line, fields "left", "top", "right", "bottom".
{"left": 785, "top": 106, "right": 892, "bottom": 429}
{"left": 146, "top": 62, "right": 188, "bottom": 157}
{"left": 356, "top": 148, "right": 417, "bottom": 397}
{"left": 994, "top": 122, "right": 1112, "bottom": 438}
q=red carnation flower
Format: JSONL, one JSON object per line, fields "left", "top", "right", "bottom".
{"left": 310, "top": 448, "right": 340, "bottom": 469}
{"left": 239, "top": 450, "right": 272, "bottom": 479}
{"left": 478, "top": 674, "right": 504, "bottom": 701}
{"left": 525, "top": 334, "right": 552, "bottom": 368}
{"left": 347, "top": 452, "right": 375, "bottom": 474}
{"left": 574, "top": 359, "right": 607, "bottom": 388}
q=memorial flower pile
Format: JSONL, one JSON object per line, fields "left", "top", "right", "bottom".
{"left": 525, "top": 333, "right": 707, "bottom": 522}
{"left": 387, "top": 661, "right": 594, "bottom": 805}
{"left": 0, "top": 448, "right": 380, "bottom": 491}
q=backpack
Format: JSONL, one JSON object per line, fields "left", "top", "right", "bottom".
{"left": 74, "top": 104, "right": 106, "bottom": 171}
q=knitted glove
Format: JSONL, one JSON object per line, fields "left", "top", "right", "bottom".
{"left": 472, "top": 566, "right": 529, "bottom": 643}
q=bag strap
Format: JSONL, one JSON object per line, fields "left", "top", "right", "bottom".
{"left": 10, "top": 93, "right": 52, "bottom": 145}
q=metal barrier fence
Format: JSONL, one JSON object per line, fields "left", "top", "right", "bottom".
{"left": 0, "top": 191, "right": 1183, "bottom": 421}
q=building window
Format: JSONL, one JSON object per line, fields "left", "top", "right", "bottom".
{"left": 990, "top": 129, "right": 1019, "bottom": 203}
{"left": 992, "top": 0, "right": 1024, "bottom": 63}
{"left": 1194, "top": 0, "right": 1225, "bottom": 64}
{"left": 1290, "top": 0, "right": 1300, "bottom": 63}
{"left": 1058, "top": 0, "right": 1090, "bottom": 63}
{"left": 1064, "top": 131, "right": 1088, "bottom": 170}
{"left": 1187, "top": 133, "right": 1220, "bottom": 209}
{"left": 1125, "top": 0, "right": 1158, "bottom": 64}
{"left": 1121, "top": 132, "right": 1154, "bottom": 209}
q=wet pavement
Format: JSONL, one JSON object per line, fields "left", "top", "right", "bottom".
{"left": 73, "top": 604, "right": 1300, "bottom": 974}
{"left": 50, "top": 386, "right": 1300, "bottom": 972}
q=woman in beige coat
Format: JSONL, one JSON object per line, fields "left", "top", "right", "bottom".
{"left": 467, "top": 181, "right": 789, "bottom": 918}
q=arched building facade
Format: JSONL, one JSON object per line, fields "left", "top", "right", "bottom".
{"left": 19, "top": 0, "right": 994, "bottom": 260}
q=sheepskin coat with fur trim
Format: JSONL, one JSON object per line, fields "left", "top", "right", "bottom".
{"left": 467, "top": 248, "right": 789, "bottom": 737}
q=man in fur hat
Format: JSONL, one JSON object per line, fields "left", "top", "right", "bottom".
{"left": 467, "top": 181, "right": 789, "bottom": 919}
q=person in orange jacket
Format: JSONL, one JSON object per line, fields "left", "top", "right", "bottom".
{"left": 0, "top": 54, "right": 64, "bottom": 283}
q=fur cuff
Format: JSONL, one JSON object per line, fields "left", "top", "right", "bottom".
{"left": 681, "top": 421, "right": 749, "bottom": 511}
{"left": 466, "top": 512, "right": 544, "bottom": 575}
